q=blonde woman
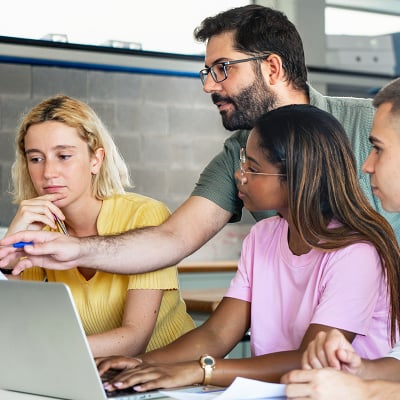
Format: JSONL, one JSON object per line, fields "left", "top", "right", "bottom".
{"left": 6, "top": 94, "right": 194, "bottom": 357}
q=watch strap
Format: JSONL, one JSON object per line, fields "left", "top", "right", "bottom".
{"left": 203, "top": 364, "right": 213, "bottom": 385}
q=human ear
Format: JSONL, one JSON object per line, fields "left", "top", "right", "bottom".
{"left": 262, "top": 54, "right": 284, "bottom": 85}
{"left": 90, "top": 147, "right": 105, "bottom": 175}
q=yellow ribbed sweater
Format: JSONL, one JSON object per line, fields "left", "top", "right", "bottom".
{"left": 22, "top": 193, "right": 194, "bottom": 351}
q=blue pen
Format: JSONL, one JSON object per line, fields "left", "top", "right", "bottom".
{"left": 13, "top": 241, "right": 34, "bottom": 248}
{"left": 0, "top": 241, "right": 34, "bottom": 248}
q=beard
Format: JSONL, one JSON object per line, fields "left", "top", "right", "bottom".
{"left": 212, "top": 76, "right": 278, "bottom": 131}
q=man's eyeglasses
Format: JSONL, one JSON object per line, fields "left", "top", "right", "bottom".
{"left": 199, "top": 54, "right": 271, "bottom": 85}
{"left": 239, "top": 147, "right": 285, "bottom": 185}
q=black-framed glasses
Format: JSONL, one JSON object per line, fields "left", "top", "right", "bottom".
{"left": 239, "top": 147, "right": 285, "bottom": 185}
{"left": 199, "top": 54, "right": 271, "bottom": 85}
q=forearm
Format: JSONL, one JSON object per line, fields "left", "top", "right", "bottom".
{"left": 78, "top": 226, "right": 186, "bottom": 274}
{"left": 141, "top": 298, "right": 249, "bottom": 366}
{"left": 78, "top": 197, "right": 232, "bottom": 274}
{"left": 144, "top": 345, "right": 301, "bottom": 387}
{"left": 88, "top": 326, "right": 150, "bottom": 358}
{"left": 283, "top": 368, "right": 400, "bottom": 400}
{"left": 360, "top": 357, "right": 400, "bottom": 382}
{"left": 211, "top": 351, "right": 302, "bottom": 386}
{"left": 140, "top": 323, "right": 232, "bottom": 364}
{"left": 362, "top": 379, "right": 400, "bottom": 400}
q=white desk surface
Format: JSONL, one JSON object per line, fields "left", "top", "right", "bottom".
{"left": 0, "top": 390, "right": 56, "bottom": 399}
{"left": 0, "top": 389, "right": 171, "bottom": 399}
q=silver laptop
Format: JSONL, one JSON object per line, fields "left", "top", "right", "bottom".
{"left": 0, "top": 280, "right": 217, "bottom": 400}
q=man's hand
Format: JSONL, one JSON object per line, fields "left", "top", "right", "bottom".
{"left": 282, "top": 368, "right": 371, "bottom": 400}
{"left": 302, "top": 329, "right": 363, "bottom": 375}
{"left": 0, "top": 231, "right": 81, "bottom": 274}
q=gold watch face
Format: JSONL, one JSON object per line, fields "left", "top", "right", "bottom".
{"left": 201, "top": 355, "right": 215, "bottom": 367}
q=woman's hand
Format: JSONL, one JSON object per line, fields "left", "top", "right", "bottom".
{"left": 96, "top": 356, "right": 203, "bottom": 393}
{"left": 7, "top": 193, "right": 66, "bottom": 235}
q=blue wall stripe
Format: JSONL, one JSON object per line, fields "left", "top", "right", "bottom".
{"left": 0, "top": 55, "right": 200, "bottom": 79}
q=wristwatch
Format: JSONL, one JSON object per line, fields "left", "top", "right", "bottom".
{"left": 0, "top": 268, "right": 13, "bottom": 275}
{"left": 199, "top": 354, "right": 216, "bottom": 385}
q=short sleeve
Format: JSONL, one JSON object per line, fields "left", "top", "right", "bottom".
{"left": 191, "top": 130, "right": 247, "bottom": 222}
{"left": 97, "top": 194, "right": 171, "bottom": 235}
{"left": 127, "top": 265, "right": 179, "bottom": 290}
{"left": 311, "top": 243, "right": 386, "bottom": 335}
{"left": 97, "top": 195, "right": 181, "bottom": 291}
{"left": 225, "top": 227, "right": 255, "bottom": 301}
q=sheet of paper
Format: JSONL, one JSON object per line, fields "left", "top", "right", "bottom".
{"left": 159, "top": 377, "right": 286, "bottom": 399}
{"left": 215, "top": 377, "right": 285, "bottom": 399}
{"left": 0, "top": 271, "right": 8, "bottom": 280}
{"left": 159, "top": 386, "right": 224, "bottom": 400}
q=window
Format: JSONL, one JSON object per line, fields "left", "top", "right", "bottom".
{"left": 0, "top": 0, "right": 249, "bottom": 55}
{"left": 325, "top": 5, "right": 400, "bottom": 35}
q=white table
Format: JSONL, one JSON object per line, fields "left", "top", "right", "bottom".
{"left": 0, "top": 390, "right": 56, "bottom": 399}
{"left": 0, "top": 389, "right": 172, "bottom": 399}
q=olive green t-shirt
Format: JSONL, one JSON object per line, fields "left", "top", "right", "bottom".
{"left": 191, "top": 84, "right": 400, "bottom": 242}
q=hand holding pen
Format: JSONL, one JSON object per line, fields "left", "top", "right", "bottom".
{"left": 6, "top": 193, "right": 67, "bottom": 235}
{"left": 0, "top": 193, "right": 69, "bottom": 274}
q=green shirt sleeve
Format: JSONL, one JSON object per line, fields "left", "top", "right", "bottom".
{"left": 191, "top": 130, "right": 247, "bottom": 223}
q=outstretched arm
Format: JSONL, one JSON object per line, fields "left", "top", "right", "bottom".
{"left": 96, "top": 299, "right": 355, "bottom": 392}
{"left": 0, "top": 196, "right": 232, "bottom": 275}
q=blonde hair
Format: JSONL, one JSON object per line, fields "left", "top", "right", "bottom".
{"left": 12, "top": 95, "right": 131, "bottom": 203}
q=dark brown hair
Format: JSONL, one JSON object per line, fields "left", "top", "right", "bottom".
{"left": 194, "top": 4, "right": 308, "bottom": 92}
{"left": 254, "top": 104, "right": 400, "bottom": 344}
{"left": 373, "top": 77, "right": 400, "bottom": 115}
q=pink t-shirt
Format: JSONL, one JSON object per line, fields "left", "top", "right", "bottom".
{"left": 225, "top": 216, "right": 390, "bottom": 359}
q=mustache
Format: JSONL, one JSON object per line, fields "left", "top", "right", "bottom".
{"left": 212, "top": 93, "right": 233, "bottom": 105}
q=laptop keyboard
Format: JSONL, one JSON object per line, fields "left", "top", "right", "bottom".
{"left": 101, "top": 369, "right": 161, "bottom": 399}
{"left": 105, "top": 387, "right": 141, "bottom": 398}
